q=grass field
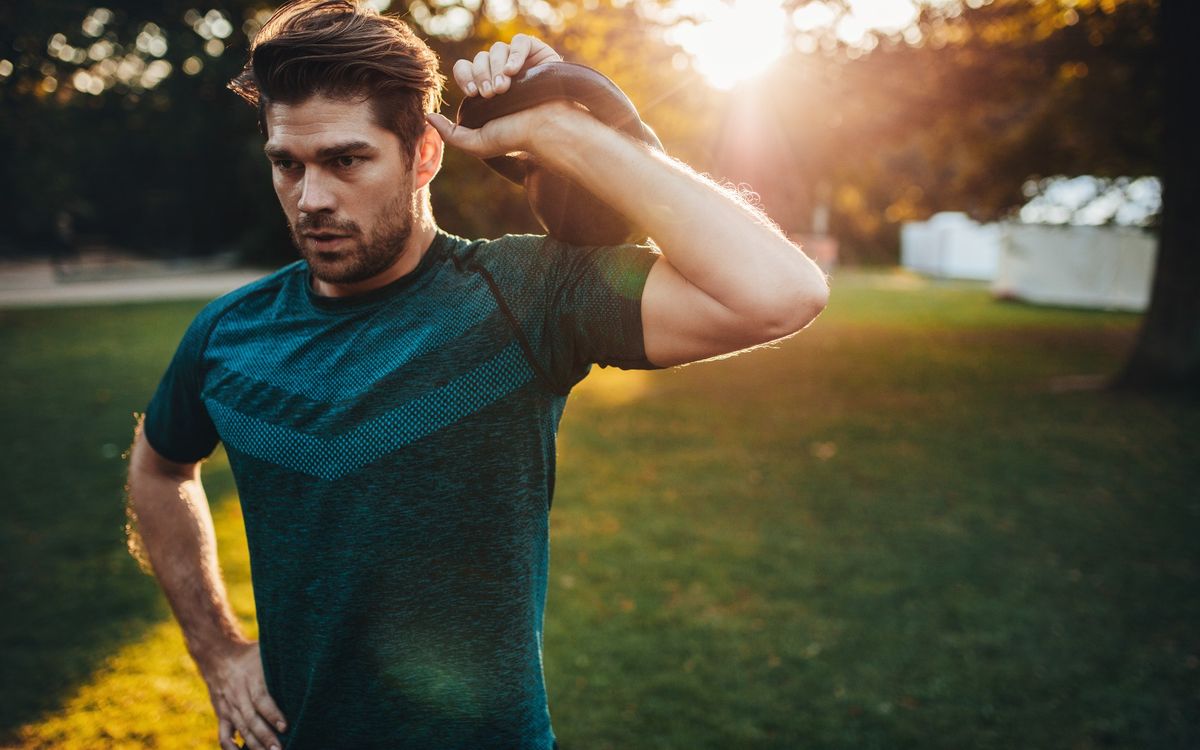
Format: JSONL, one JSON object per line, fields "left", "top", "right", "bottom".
{"left": 1, "top": 270, "right": 1197, "bottom": 749}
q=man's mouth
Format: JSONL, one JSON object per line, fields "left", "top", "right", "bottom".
{"left": 303, "top": 232, "right": 352, "bottom": 249}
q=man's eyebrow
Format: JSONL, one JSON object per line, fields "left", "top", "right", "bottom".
{"left": 315, "top": 141, "right": 378, "bottom": 159}
{"left": 263, "top": 141, "right": 379, "bottom": 159}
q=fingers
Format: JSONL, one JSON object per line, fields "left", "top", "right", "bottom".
{"left": 452, "top": 58, "right": 476, "bottom": 96}
{"left": 427, "top": 100, "right": 583, "bottom": 159}
{"left": 524, "top": 34, "right": 564, "bottom": 67}
{"left": 425, "top": 113, "right": 484, "bottom": 155}
{"left": 455, "top": 36, "right": 557, "bottom": 98}
{"left": 426, "top": 112, "right": 518, "bottom": 160}
{"left": 231, "top": 680, "right": 286, "bottom": 750}
{"left": 203, "top": 642, "right": 285, "bottom": 750}
{"left": 219, "top": 717, "right": 241, "bottom": 750}
{"left": 505, "top": 34, "right": 531, "bottom": 77}
{"left": 489, "top": 42, "right": 510, "bottom": 94}
{"left": 252, "top": 684, "right": 289, "bottom": 735}
{"left": 471, "top": 50, "right": 494, "bottom": 97}
{"left": 236, "top": 707, "right": 283, "bottom": 750}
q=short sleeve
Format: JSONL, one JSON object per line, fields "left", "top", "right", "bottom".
{"left": 541, "top": 236, "right": 665, "bottom": 392}
{"left": 143, "top": 312, "right": 220, "bottom": 463}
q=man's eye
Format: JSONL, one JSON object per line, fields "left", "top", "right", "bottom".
{"left": 334, "top": 155, "right": 361, "bottom": 169}
{"left": 273, "top": 160, "right": 298, "bottom": 172}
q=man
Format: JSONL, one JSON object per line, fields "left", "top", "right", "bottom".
{"left": 126, "top": 1, "right": 829, "bottom": 748}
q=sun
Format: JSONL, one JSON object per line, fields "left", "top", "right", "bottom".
{"left": 666, "top": 0, "right": 790, "bottom": 90}
{"left": 668, "top": 0, "right": 923, "bottom": 90}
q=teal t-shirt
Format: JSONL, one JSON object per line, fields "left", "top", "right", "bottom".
{"left": 143, "top": 230, "right": 662, "bottom": 749}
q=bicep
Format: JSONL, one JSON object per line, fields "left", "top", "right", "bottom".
{"left": 640, "top": 257, "right": 790, "bottom": 368}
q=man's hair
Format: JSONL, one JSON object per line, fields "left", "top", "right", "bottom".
{"left": 228, "top": 0, "right": 446, "bottom": 165}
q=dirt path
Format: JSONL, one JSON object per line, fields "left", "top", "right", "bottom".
{"left": 0, "top": 260, "right": 269, "bottom": 309}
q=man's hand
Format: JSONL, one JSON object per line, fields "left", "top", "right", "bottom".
{"left": 128, "top": 431, "right": 289, "bottom": 748}
{"left": 452, "top": 34, "right": 561, "bottom": 98}
{"left": 426, "top": 34, "right": 574, "bottom": 160}
{"left": 199, "top": 641, "right": 288, "bottom": 750}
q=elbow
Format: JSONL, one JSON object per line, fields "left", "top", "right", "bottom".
{"left": 758, "top": 275, "right": 829, "bottom": 341}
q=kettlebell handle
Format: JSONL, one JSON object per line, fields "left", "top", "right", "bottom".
{"left": 456, "top": 61, "right": 664, "bottom": 246}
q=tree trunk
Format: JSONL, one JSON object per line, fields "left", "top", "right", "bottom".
{"left": 1113, "top": 0, "right": 1200, "bottom": 392}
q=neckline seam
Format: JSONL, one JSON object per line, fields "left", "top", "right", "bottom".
{"left": 303, "top": 232, "right": 455, "bottom": 315}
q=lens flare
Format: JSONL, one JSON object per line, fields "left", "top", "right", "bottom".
{"left": 667, "top": 0, "right": 789, "bottom": 90}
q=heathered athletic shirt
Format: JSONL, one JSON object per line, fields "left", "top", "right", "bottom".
{"left": 143, "top": 230, "right": 663, "bottom": 749}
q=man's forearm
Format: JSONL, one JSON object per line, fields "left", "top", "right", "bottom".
{"left": 534, "top": 107, "right": 829, "bottom": 325}
{"left": 128, "top": 440, "right": 249, "bottom": 671}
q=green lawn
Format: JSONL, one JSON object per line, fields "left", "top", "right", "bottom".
{"left": 1, "top": 270, "right": 1197, "bottom": 749}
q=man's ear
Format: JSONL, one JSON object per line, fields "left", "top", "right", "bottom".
{"left": 412, "top": 122, "right": 443, "bottom": 190}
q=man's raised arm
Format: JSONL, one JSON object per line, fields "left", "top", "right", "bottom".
{"left": 427, "top": 36, "right": 830, "bottom": 368}
{"left": 127, "top": 427, "right": 287, "bottom": 750}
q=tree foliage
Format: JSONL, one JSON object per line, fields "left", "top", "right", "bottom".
{"left": 1, "top": 1, "right": 707, "bottom": 261}
{"left": 0, "top": 0, "right": 1163, "bottom": 266}
{"left": 755, "top": 0, "right": 1161, "bottom": 260}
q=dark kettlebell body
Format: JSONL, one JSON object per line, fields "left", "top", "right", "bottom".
{"left": 456, "top": 62, "right": 664, "bottom": 247}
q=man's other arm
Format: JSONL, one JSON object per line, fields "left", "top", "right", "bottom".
{"left": 430, "top": 89, "right": 828, "bottom": 368}
{"left": 533, "top": 106, "right": 830, "bottom": 367}
{"left": 127, "top": 427, "right": 287, "bottom": 750}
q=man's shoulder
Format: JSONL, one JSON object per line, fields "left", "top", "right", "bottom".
{"left": 447, "top": 232, "right": 549, "bottom": 268}
{"left": 441, "top": 232, "right": 558, "bottom": 293}
{"left": 181, "top": 261, "right": 304, "bottom": 344}
{"left": 443, "top": 232, "right": 659, "bottom": 300}
{"left": 449, "top": 231, "right": 633, "bottom": 284}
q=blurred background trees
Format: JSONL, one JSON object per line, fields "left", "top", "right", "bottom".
{"left": 5, "top": 0, "right": 1191, "bottom": 385}
{"left": 0, "top": 0, "right": 1161, "bottom": 263}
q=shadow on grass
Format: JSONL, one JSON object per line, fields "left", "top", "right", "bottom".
{"left": 0, "top": 301, "right": 222, "bottom": 742}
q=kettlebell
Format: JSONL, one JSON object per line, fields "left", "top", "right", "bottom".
{"left": 456, "top": 61, "right": 664, "bottom": 247}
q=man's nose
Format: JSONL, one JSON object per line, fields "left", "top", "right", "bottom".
{"left": 297, "top": 170, "right": 336, "bottom": 214}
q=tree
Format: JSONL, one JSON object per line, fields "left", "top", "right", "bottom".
{"left": 1114, "top": 0, "right": 1200, "bottom": 390}
{"left": 760, "top": 0, "right": 1194, "bottom": 390}
{"left": 0, "top": 0, "right": 706, "bottom": 262}
{"left": 757, "top": 0, "right": 1162, "bottom": 261}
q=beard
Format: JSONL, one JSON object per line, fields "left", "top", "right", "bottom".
{"left": 290, "top": 188, "right": 415, "bottom": 286}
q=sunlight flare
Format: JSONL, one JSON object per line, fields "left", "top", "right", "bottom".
{"left": 666, "top": 0, "right": 790, "bottom": 90}
{"left": 667, "top": 0, "right": 924, "bottom": 89}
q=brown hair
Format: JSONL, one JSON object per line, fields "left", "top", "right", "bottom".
{"left": 228, "top": 0, "right": 446, "bottom": 165}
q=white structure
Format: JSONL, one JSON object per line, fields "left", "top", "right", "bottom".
{"left": 992, "top": 223, "right": 1157, "bottom": 312}
{"left": 900, "top": 212, "right": 1002, "bottom": 281}
{"left": 901, "top": 212, "right": 1158, "bottom": 312}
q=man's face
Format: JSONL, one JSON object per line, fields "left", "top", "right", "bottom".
{"left": 263, "top": 94, "right": 416, "bottom": 285}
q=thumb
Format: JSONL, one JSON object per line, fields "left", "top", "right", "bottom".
{"left": 425, "top": 113, "right": 476, "bottom": 152}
